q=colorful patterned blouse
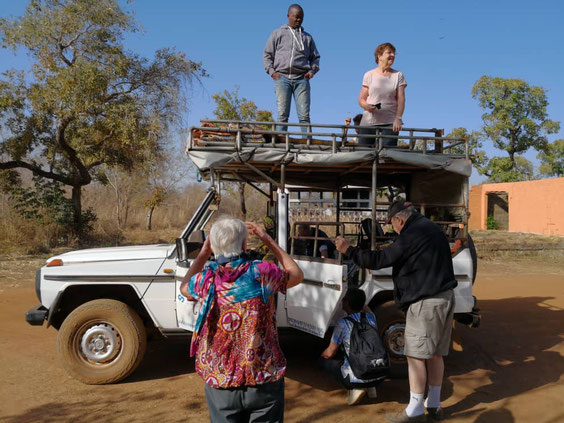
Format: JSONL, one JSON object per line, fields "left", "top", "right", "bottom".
{"left": 188, "top": 256, "right": 288, "bottom": 388}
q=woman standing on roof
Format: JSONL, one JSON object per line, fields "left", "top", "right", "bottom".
{"left": 357, "top": 43, "right": 407, "bottom": 147}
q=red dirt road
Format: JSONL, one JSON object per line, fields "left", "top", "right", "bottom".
{"left": 1, "top": 259, "right": 563, "bottom": 422}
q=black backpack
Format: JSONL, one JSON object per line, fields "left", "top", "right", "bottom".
{"left": 344, "top": 313, "right": 390, "bottom": 380}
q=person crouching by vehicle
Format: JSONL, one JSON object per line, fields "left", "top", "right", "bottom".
{"left": 180, "top": 216, "right": 304, "bottom": 423}
{"left": 319, "top": 288, "right": 386, "bottom": 406}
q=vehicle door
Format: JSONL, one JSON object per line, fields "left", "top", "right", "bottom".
{"left": 275, "top": 189, "right": 347, "bottom": 337}
{"left": 278, "top": 259, "right": 347, "bottom": 338}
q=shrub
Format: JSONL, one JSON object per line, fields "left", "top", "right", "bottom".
{"left": 486, "top": 215, "right": 499, "bottom": 230}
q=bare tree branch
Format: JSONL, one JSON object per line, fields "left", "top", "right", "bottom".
{"left": 0, "top": 160, "right": 73, "bottom": 185}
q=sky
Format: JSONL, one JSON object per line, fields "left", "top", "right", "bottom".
{"left": 1, "top": 0, "right": 563, "bottom": 184}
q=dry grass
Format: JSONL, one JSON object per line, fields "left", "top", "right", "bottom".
{"left": 470, "top": 230, "right": 564, "bottom": 261}
{"left": 2, "top": 180, "right": 563, "bottom": 263}
{"left": 0, "top": 180, "right": 269, "bottom": 256}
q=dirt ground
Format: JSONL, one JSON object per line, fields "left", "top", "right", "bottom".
{"left": 0, "top": 257, "right": 563, "bottom": 423}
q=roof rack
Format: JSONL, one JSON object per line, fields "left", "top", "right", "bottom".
{"left": 188, "top": 119, "right": 469, "bottom": 157}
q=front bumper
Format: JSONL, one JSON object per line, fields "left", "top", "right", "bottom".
{"left": 25, "top": 305, "right": 48, "bottom": 326}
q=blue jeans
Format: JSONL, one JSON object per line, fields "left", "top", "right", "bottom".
{"left": 358, "top": 125, "right": 398, "bottom": 147}
{"left": 274, "top": 76, "right": 310, "bottom": 132}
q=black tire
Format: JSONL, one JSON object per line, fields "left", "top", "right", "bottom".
{"left": 467, "top": 234, "right": 478, "bottom": 285}
{"left": 373, "top": 301, "right": 408, "bottom": 378}
{"left": 57, "top": 299, "right": 147, "bottom": 385}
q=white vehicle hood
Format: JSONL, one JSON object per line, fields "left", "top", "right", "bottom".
{"left": 47, "top": 244, "right": 173, "bottom": 264}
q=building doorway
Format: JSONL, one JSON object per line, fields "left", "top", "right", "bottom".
{"left": 487, "top": 192, "right": 509, "bottom": 230}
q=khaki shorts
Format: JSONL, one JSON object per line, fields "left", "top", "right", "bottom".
{"left": 404, "top": 289, "right": 455, "bottom": 359}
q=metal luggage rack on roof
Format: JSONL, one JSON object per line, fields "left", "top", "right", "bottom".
{"left": 188, "top": 119, "right": 469, "bottom": 158}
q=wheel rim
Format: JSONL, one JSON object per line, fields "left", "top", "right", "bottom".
{"left": 383, "top": 323, "right": 405, "bottom": 357}
{"left": 79, "top": 323, "right": 122, "bottom": 363}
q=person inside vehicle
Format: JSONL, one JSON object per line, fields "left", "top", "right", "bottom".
{"left": 295, "top": 223, "right": 336, "bottom": 258}
{"left": 320, "top": 288, "right": 383, "bottom": 405}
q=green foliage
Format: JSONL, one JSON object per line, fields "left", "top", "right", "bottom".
{"left": 471, "top": 76, "right": 560, "bottom": 182}
{"left": 210, "top": 88, "right": 273, "bottom": 219}
{"left": 8, "top": 175, "right": 96, "bottom": 233}
{"left": 0, "top": 0, "right": 206, "bottom": 236}
{"left": 538, "top": 139, "right": 564, "bottom": 177}
{"left": 212, "top": 86, "right": 257, "bottom": 121}
{"left": 212, "top": 86, "right": 273, "bottom": 122}
{"left": 446, "top": 127, "right": 488, "bottom": 170}
{"left": 485, "top": 156, "right": 534, "bottom": 183}
{"left": 256, "top": 109, "right": 274, "bottom": 123}
{"left": 486, "top": 215, "right": 499, "bottom": 230}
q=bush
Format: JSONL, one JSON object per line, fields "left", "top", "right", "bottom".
{"left": 486, "top": 215, "right": 499, "bottom": 230}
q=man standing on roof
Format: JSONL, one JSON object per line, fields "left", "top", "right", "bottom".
{"left": 263, "top": 4, "right": 320, "bottom": 133}
{"left": 335, "top": 200, "right": 458, "bottom": 422}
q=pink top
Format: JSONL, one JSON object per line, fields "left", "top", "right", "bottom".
{"left": 189, "top": 259, "right": 289, "bottom": 388}
{"left": 360, "top": 69, "right": 407, "bottom": 125}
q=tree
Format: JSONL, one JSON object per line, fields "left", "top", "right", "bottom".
{"left": 142, "top": 148, "right": 190, "bottom": 231}
{"left": 211, "top": 86, "right": 273, "bottom": 122}
{"left": 538, "top": 139, "right": 564, "bottom": 177}
{"left": 486, "top": 156, "right": 534, "bottom": 183}
{"left": 0, "top": 0, "right": 205, "bottom": 236}
{"left": 471, "top": 76, "right": 560, "bottom": 181}
{"left": 445, "top": 127, "right": 488, "bottom": 172}
{"left": 211, "top": 87, "right": 273, "bottom": 219}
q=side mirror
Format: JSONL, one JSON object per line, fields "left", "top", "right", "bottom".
{"left": 176, "top": 237, "right": 204, "bottom": 262}
{"left": 176, "top": 238, "right": 188, "bottom": 262}
{"left": 186, "top": 242, "right": 204, "bottom": 259}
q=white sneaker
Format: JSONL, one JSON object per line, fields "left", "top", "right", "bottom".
{"left": 367, "top": 387, "right": 378, "bottom": 399}
{"left": 347, "top": 389, "right": 367, "bottom": 405}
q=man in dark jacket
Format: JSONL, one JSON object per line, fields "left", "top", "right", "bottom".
{"left": 263, "top": 4, "right": 320, "bottom": 132}
{"left": 335, "top": 200, "right": 457, "bottom": 422}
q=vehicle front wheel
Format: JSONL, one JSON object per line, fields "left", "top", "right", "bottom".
{"left": 374, "top": 301, "right": 408, "bottom": 378}
{"left": 57, "top": 299, "right": 147, "bottom": 385}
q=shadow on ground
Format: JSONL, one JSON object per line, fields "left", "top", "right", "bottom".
{"left": 283, "top": 296, "right": 564, "bottom": 422}
{"left": 124, "top": 337, "right": 195, "bottom": 383}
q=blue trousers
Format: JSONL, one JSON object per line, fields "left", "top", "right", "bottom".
{"left": 274, "top": 76, "right": 310, "bottom": 132}
{"left": 358, "top": 125, "right": 398, "bottom": 147}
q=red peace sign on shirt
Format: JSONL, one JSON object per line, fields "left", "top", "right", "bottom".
{"left": 221, "top": 311, "right": 242, "bottom": 333}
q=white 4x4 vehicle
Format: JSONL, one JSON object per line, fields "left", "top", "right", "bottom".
{"left": 26, "top": 120, "right": 480, "bottom": 384}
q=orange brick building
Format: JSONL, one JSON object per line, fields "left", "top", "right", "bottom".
{"left": 468, "top": 177, "right": 564, "bottom": 235}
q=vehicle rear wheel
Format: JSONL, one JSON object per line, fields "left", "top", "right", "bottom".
{"left": 467, "top": 234, "right": 478, "bottom": 284}
{"left": 373, "top": 301, "right": 408, "bottom": 378}
{"left": 57, "top": 299, "right": 147, "bottom": 385}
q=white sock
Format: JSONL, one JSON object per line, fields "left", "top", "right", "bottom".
{"left": 405, "top": 392, "right": 424, "bottom": 417}
{"left": 425, "top": 385, "right": 442, "bottom": 408}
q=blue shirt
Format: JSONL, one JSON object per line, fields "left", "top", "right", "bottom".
{"left": 331, "top": 311, "right": 379, "bottom": 383}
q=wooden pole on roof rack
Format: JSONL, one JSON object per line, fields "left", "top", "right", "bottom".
{"left": 434, "top": 129, "right": 444, "bottom": 153}
{"left": 371, "top": 158, "right": 378, "bottom": 250}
